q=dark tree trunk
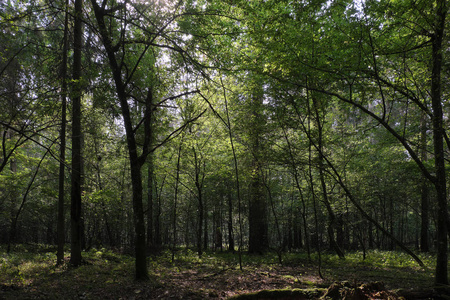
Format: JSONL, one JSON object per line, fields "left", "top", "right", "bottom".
{"left": 70, "top": 0, "right": 83, "bottom": 267}
{"left": 90, "top": 1, "right": 149, "bottom": 280}
{"left": 221, "top": 77, "right": 242, "bottom": 266}
{"left": 146, "top": 86, "right": 155, "bottom": 252}
{"left": 193, "top": 147, "right": 204, "bottom": 257}
{"left": 172, "top": 139, "right": 182, "bottom": 260}
{"left": 337, "top": 215, "right": 345, "bottom": 250}
{"left": 431, "top": 0, "right": 448, "bottom": 286}
{"left": 248, "top": 160, "right": 268, "bottom": 254}
{"left": 57, "top": 0, "right": 69, "bottom": 266}
{"left": 368, "top": 221, "right": 373, "bottom": 249}
{"left": 129, "top": 159, "right": 148, "bottom": 280}
{"left": 154, "top": 188, "right": 162, "bottom": 249}
{"left": 203, "top": 199, "right": 208, "bottom": 251}
{"left": 147, "top": 156, "right": 154, "bottom": 250}
{"left": 248, "top": 94, "right": 268, "bottom": 254}
{"left": 227, "top": 188, "right": 234, "bottom": 252}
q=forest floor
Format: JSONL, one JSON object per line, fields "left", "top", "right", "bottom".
{"left": 0, "top": 244, "right": 444, "bottom": 299}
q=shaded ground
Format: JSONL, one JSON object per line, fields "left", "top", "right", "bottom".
{"left": 0, "top": 245, "right": 441, "bottom": 299}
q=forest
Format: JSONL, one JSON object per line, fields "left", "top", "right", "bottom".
{"left": 0, "top": 0, "right": 449, "bottom": 299}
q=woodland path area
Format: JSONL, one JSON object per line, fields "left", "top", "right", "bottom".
{"left": 0, "top": 245, "right": 441, "bottom": 300}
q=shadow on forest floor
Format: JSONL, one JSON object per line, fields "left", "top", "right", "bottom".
{"left": 0, "top": 244, "right": 444, "bottom": 299}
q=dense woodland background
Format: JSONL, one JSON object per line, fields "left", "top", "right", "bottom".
{"left": 0, "top": 0, "right": 449, "bottom": 290}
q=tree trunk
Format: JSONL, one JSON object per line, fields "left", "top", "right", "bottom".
{"left": 312, "top": 94, "right": 345, "bottom": 259}
{"left": 8, "top": 150, "right": 49, "bottom": 252}
{"left": 172, "top": 140, "right": 182, "bottom": 260}
{"left": 90, "top": 1, "right": 148, "bottom": 280}
{"left": 248, "top": 159, "right": 268, "bottom": 253}
{"left": 193, "top": 147, "right": 203, "bottom": 257}
{"left": 129, "top": 159, "right": 148, "bottom": 280}
{"left": 154, "top": 185, "right": 162, "bottom": 249}
{"left": 282, "top": 127, "right": 310, "bottom": 256}
{"left": 147, "top": 155, "right": 154, "bottom": 250}
{"left": 203, "top": 200, "right": 208, "bottom": 251}
{"left": 248, "top": 93, "right": 268, "bottom": 254}
{"left": 146, "top": 86, "right": 155, "bottom": 252}
{"left": 70, "top": 0, "right": 83, "bottom": 267}
{"left": 430, "top": 0, "right": 448, "bottom": 286}
{"left": 227, "top": 188, "right": 234, "bottom": 252}
{"left": 56, "top": 0, "right": 69, "bottom": 266}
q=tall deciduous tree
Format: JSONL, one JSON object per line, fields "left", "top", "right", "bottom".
{"left": 90, "top": 1, "right": 149, "bottom": 277}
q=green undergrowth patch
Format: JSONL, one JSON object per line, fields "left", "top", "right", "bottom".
{"left": 0, "top": 245, "right": 153, "bottom": 300}
{"left": 282, "top": 250, "right": 437, "bottom": 290}
{"left": 0, "top": 244, "right": 444, "bottom": 299}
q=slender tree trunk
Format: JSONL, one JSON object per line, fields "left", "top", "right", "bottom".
{"left": 317, "top": 143, "right": 426, "bottom": 267}
{"left": 70, "top": 0, "right": 83, "bottom": 267}
{"left": 431, "top": 0, "right": 448, "bottom": 286}
{"left": 312, "top": 95, "right": 345, "bottom": 259}
{"left": 91, "top": 1, "right": 148, "bottom": 279}
{"left": 282, "top": 127, "right": 310, "bottom": 257}
{"left": 420, "top": 113, "right": 430, "bottom": 252}
{"left": 146, "top": 85, "right": 155, "bottom": 252}
{"left": 147, "top": 158, "right": 154, "bottom": 249}
{"left": 221, "top": 77, "right": 240, "bottom": 260}
{"left": 94, "top": 147, "right": 113, "bottom": 246}
{"left": 56, "top": 0, "right": 69, "bottom": 265}
{"left": 227, "top": 187, "right": 234, "bottom": 252}
{"left": 203, "top": 196, "right": 208, "bottom": 251}
{"left": 248, "top": 93, "right": 268, "bottom": 254}
{"left": 154, "top": 185, "right": 162, "bottom": 249}
{"left": 8, "top": 149, "right": 50, "bottom": 252}
{"left": 264, "top": 177, "right": 283, "bottom": 264}
{"left": 193, "top": 147, "right": 203, "bottom": 257}
{"left": 287, "top": 193, "right": 294, "bottom": 251}
{"left": 308, "top": 134, "right": 324, "bottom": 279}
{"left": 172, "top": 140, "right": 182, "bottom": 261}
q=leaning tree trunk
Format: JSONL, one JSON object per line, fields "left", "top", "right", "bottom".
{"left": 91, "top": 1, "right": 149, "bottom": 280}
{"left": 312, "top": 93, "right": 345, "bottom": 259}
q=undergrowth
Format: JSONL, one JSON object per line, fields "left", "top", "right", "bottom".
{"left": 0, "top": 244, "right": 442, "bottom": 299}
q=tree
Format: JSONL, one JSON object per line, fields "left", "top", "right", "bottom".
{"left": 69, "top": 0, "right": 84, "bottom": 267}
{"left": 57, "top": 0, "right": 70, "bottom": 266}
{"left": 89, "top": 0, "right": 207, "bottom": 278}
{"left": 247, "top": 82, "right": 268, "bottom": 254}
{"left": 429, "top": 0, "right": 448, "bottom": 286}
